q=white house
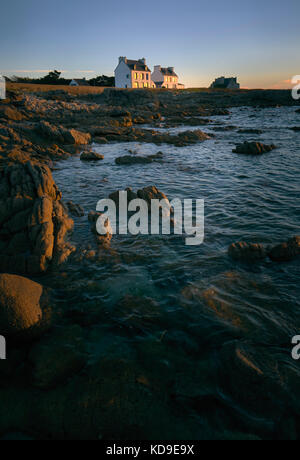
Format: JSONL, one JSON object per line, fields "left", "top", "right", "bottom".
{"left": 69, "top": 78, "right": 89, "bottom": 87}
{"left": 151, "top": 66, "right": 185, "bottom": 89}
{"left": 0, "top": 75, "right": 6, "bottom": 100}
{"left": 115, "top": 57, "right": 156, "bottom": 89}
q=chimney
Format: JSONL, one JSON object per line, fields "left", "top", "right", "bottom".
{"left": 139, "top": 58, "right": 146, "bottom": 65}
{"left": 168, "top": 67, "right": 174, "bottom": 72}
{"left": 119, "top": 56, "right": 127, "bottom": 64}
{"left": 154, "top": 65, "right": 161, "bottom": 71}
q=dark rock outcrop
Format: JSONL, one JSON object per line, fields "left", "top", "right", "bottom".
{"left": 268, "top": 236, "right": 300, "bottom": 262}
{"left": 115, "top": 155, "right": 152, "bottom": 165}
{"left": 137, "top": 186, "right": 170, "bottom": 207}
{"left": 66, "top": 201, "right": 85, "bottom": 217}
{"left": 0, "top": 161, "right": 74, "bottom": 274}
{"left": 38, "top": 121, "right": 91, "bottom": 145}
{"left": 109, "top": 187, "right": 138, "bottom": 207}
{"left": 115, "top": 151, "right": 163, "bottom": 165}
{"left": 80, "top": 151, "right": 104, "bottom": 161}
{"left": 237, "top": 129, "right": 264, "bottom": 134}
{"left": 233, "top": 141, "right": 276, "bottom": 154}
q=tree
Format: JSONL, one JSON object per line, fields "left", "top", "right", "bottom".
{"left": 39, "top": 70, "right": 62, "bottom": 84}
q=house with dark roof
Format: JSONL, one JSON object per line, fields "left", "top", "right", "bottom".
{"left": 210, "top": 76, "right": 240, "bottom": 89}
{"left": 151, "top": 65, "right": 185, "bottom": 89}
{"left": 114, "top": 57, "right": 156, "bottom": 89}
{"left": 69, "top": 78, "right": 89, "bottom": 87}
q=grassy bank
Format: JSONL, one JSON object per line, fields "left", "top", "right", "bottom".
{"left": 6, "top": 82, "right": 107, "bottom": 95}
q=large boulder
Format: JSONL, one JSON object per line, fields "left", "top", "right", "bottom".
{"left": 0, "top": 161, "right": 74, "bottom": 274}
{"left": 38, "top": 121, "right": 91, "bottom": 145}
{"left": 228, "top": 242, "right": 267, "bottom": 262}
{"left": 233, "top": 141, "right": 276, "bottom": 154}
{"left": 268, "top": 236, "right": 300, "bottom": 262}
{"left": 0, "top": 274, "right": 49, "bottom": 339}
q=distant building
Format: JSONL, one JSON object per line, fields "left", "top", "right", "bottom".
{"left": 69, "top": 78, "right": 89, "bottom": 87}
{"left": 0, "top": 75, "right": 5, "bottom": 100}
{"left": 115, "top": 57, "right": 155, "bottom": 89}
{"left": 210, "top": 76, "right": 240, "bottom": 89}
{"left": 151, "top": 66, "right": 185, "bottom": 89}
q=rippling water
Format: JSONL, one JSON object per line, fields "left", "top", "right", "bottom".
{"left": 48, "top": 106, "right": 300, "bottom": 437}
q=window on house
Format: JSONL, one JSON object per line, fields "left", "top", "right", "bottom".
{"left": 127, "top": 74, "right": 129, "bottom": 79}
{"left": 144, "top": 82, "right": 148, "bottom": 88}
{"left": 135, "top": 82, "right": 139, "bottom": 88}
{"left": 140, "top": 73, "right": 143, "bottom": 80}
{"left": 135, "top": 73, "right": 138, "bottom": 80}
{"left": 146, "top": 74, "right": 149, "bottom": 80}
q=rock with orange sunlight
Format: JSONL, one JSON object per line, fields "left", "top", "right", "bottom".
{"left": 228, "top": 242, "right": 267, "bottom": 262}
{"left": 0, "top": 274, "right": 51, "bottom": 339}
{"left": 0, "top": 161, "right": 75, "bottom": 274}
{"left": 233, "top": 141, "right": 277, "bottom": 154}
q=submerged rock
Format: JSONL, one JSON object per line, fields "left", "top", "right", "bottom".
{"left": 220, "top": 340, "right": 300, "bottom": 423}
{"left": 0, "top": 161, "right": 74, "bottom": 274}
{"left": 212, "top": 125, "right": 237, "bottom": 131}
{"left": 228, "top": 242, "right": 267, "bottom": 262}
{"left": 0, "top": 355, "right": 197, "bottom": 440}
{"left": 268, "top": 236, "right": 300, "bottom": 262}
{"left": 0, "top": 274, "right": 50, "bottom": 339}
{"left": 115, "top": 151, "right": 163, "bottom": 165}
{"left": 29, "top": 325, "right": 86, "bottom": 389}
{"left": 80, "top": 151, "right": 104, "bottom": 161}
{"left": 233, "top": 141, "right": 276, "bottom": 154}
{"left": 237, "top": 129, "right": 264, "bottom": 134}
{"left": 115, "top": 155, "right": 152, "bottom": 165}
{"left": 289, "top": 127, "right": 300, "bottom": 132}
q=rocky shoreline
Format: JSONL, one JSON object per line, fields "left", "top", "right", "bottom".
{"left": 0, "top": 86, "right": 300, "bottom": 440}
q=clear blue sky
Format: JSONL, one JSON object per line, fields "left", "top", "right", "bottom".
{"left": 0, "top": 0, "right": 299, "bottom": 88}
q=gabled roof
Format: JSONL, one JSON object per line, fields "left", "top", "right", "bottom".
{"left": 126, "top": 60, "right": 151, "bottom": 72}
{"left": 72, "top": 79, "right": 89, "bottom": 86}
{"left": 160, "top": 68, "right": 178, "bottom": 77}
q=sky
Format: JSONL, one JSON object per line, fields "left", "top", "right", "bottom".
{"left": 0, "top": 0, "right": 299, "bottom": 88}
